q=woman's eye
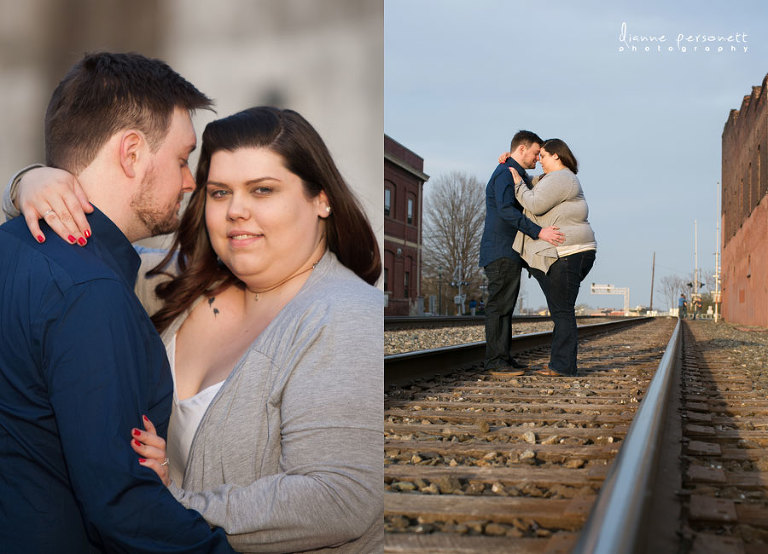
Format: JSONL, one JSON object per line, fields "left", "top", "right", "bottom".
{"left": 253, "top": 187, "right": 273, "bottom": 195}
{"left": 208, "top": 189, "right": 228, "bottom": 199}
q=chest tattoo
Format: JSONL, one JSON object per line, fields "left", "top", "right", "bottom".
{"left": 208, "top": 296, "right": 220, "bottom": 317}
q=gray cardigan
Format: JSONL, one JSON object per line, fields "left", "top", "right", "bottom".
{"left": 136, "top": 251, "right": 384, "bottom": 553}
{"left": 513, "top": 168, "right": 596, "bottom": 273}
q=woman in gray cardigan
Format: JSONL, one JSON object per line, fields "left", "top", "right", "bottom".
{"left": 137, "top": 108, "right": 383, "bottom": 553}
{"left": 509, "top": 139, "right": 596, "bottom": 377}
{"left": 7, "top": 108, "right": 383, "bottom": 553}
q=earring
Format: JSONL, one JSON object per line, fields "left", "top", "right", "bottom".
{"left": 326, "top": 206, "right": 331, "bottom": 214}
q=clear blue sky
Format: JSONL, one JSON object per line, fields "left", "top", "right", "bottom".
{"left": 385, "top": 0, "right": 768, "bottom": 311}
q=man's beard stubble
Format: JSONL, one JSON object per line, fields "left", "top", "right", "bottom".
{"left": 130, "top": 167, "right": 182, "bottom": 237}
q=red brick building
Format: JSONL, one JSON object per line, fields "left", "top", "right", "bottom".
{"left": 384, "top": 135, "right": 429, "bottom": 315}
{"left": 721, "top": 74, "right": 768, "bottom": 327}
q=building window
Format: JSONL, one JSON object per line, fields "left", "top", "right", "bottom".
{"left": 383, "top": 267, "right": 389, "bottom": 291}
{"left": 407, "top": 198, "right": 414, "bottom": 225}
{"left": 404, "top": 271, "right": 410, "bottom": 298}
{"left": 385, "top": 188, "right": 391, "bottom": 217}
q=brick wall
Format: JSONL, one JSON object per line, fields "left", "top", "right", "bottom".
{"left": 721, "top": 74, "right": 768, "bottom": 326}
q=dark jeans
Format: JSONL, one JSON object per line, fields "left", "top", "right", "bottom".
{"left": 529, "top": 250, "right": 596, "bottom": 375}
{"left": 483, "top": 257, "right": 523, "bottom": 370}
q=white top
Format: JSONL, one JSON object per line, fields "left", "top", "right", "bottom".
{"left": 165, "top": 333, "right": 224, "bottom": 486}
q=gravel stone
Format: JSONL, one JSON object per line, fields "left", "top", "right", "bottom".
{"left": 385, "top": 322, "right": 557, "bottom": 355}
{"left": 485, "top": 522, "right": 507, "bottom": 536}
{"left": 392, "top": 481, "right": 416, "bottom": 492}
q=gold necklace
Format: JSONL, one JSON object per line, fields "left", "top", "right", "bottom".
{"left": 251, "top": 258, "right": 322, "bottom": 301}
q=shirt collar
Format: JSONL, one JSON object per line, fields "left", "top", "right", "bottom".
{"left": 87, "top": 206, "right": 141, "bottom": 288}
{"left": 505, "top": 158, "right": 532, "bottom": 186}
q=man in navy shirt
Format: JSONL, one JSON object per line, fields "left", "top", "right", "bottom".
{"left": 478, "top": 130, "right": 564, "bottom": 374}
{"left": 0, "top": 53, "right": 232, "bottom": 553}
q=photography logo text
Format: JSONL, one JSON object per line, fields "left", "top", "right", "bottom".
{"left": 618, "top": 22, "right": 749, "bottom": 54}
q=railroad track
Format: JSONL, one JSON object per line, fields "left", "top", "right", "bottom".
{"left": 384, "top": 318, "right": 768, "bottom": 552}
{"left": 385, "top": 317, "right": 652, "bottom": 386}
{"left": 384, "top": 317, "right": 674, "bottom": 552}
{"left": 385, "top": 315, "right": 609, "bottom": 332}
{"left": 675, "top": 321, "right": 768, "bottom": 552}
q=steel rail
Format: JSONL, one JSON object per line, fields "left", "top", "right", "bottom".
{"left": 572, "top": 318, "right": 682, "bottom": 553}
{"left": 385, "top": 317, "right": 654, "bottom": 386}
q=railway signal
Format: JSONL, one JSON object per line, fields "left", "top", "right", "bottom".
{"left": 591, "top": 283, "right": 630, "bottom": 316}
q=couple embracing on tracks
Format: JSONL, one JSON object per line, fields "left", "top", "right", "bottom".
{"left": 480, "top": 131, "right": 597, "bottom": 378}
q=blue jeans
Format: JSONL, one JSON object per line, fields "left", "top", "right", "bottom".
{"left": 483, "top": 256, "right": 523, "bottom": 370}
{"left": 529, "top": 250, "right": 596, "bottom": 375}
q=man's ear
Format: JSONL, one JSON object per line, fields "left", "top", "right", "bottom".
{"left": 118, "top": 130, "right": 144, "bottom": 178}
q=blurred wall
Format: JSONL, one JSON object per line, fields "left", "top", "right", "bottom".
{"left": 0, "top": 0, "right": 383, "bottom": 282}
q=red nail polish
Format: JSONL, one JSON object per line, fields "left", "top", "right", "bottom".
{"left": 84, "top": 229, "right": 91, "bottom": 238}
{"left": 77, "top": 237, "right": 86, "bottom": 246}
{"left": 36, "top": 235, "right": 45, "bottom": 243}
{"left": 138, "top": 458, "right": 147, "bottom": 463}
{"left": 142, "top": 414, "right": 149, "bottom": 422}
{"left": 132, "top": 429, "right": 141, "bottom": 437}
{"left": 67, "top": 235, "right": 75, "bottom": 244}
{"left": 133, "top": 439, "right": 141, "bottom": 447}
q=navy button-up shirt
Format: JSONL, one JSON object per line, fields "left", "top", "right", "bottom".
{"left": 478, "top": 158, "right": 542, "bottom": 268}
{"left": 0, "top": 209, "right": 232, "bottom": 553}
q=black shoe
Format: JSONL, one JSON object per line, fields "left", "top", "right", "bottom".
{"left": 509, "top": 358, "right": 527, "bottom": 369}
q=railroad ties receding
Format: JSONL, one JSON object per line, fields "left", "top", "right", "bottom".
{"left": 385, "top": 317, "right": 671, "bottom": 551}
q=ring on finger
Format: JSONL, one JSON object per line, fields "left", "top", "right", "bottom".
{"left": 44, "top": 209, "right": 56, "bottom": 217}
{"left": 161, "top": 458, "right": 169, "bottom": 467}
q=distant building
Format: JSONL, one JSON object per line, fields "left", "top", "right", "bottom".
{"left": 384, "top": 135, "right": 429, "bottom": 315}
{"left": 721, "top": 74, "right": 768, "bottom": 327}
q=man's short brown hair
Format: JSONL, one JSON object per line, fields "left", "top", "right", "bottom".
{"left": 45, "top": 52, "right": 213, "bottom": 172}
{"left": 510, "top": 130, "right": 543, "bottom": 152}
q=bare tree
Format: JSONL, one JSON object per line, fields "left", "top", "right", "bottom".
{"left": 422, "top": 171, "right": 485, "bottom": 314}
{"left": 658, "top": 270, "right": 714, "bottom": 311}
{"left": 658, "top": 274, "right": 687, "bottom": 311}
{"left": 700, "top": 270, "right": 715, "bottom": 292}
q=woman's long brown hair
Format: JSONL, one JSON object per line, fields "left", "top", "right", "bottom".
{"left": 149, "top": 107, "right": 381, "bottom": 333}
{"left": 541, "top": 138, "right": 578, "bottom": 174}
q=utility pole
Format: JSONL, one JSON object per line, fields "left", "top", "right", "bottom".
{"left": 649, "top": 252, "right": 655, "bottom": 312}
{"left": 694, "top": 220, "right": 699, "bottom": 298}
{"left": 714, "top": 181, "right": 722, "bottom": 322}
{"left": 437, "top": 266, "right": 443, "bottom": 316}
{"left": 451, "top": 262, "right": 467, "bottom": 315}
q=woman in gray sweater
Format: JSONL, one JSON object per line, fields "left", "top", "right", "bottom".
{"left": 509, "top": 139, "right": 596, "bottom": 377}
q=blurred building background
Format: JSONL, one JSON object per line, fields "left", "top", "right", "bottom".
{"left": 0, "top": 0, "right": 383, "bottom": 284}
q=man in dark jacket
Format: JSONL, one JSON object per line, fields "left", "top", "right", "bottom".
{"left": 0, "top": 52, "right": 232, "bottom": 554}
{"left": 479, "top": 130, "right": 564, "bottom": 374}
